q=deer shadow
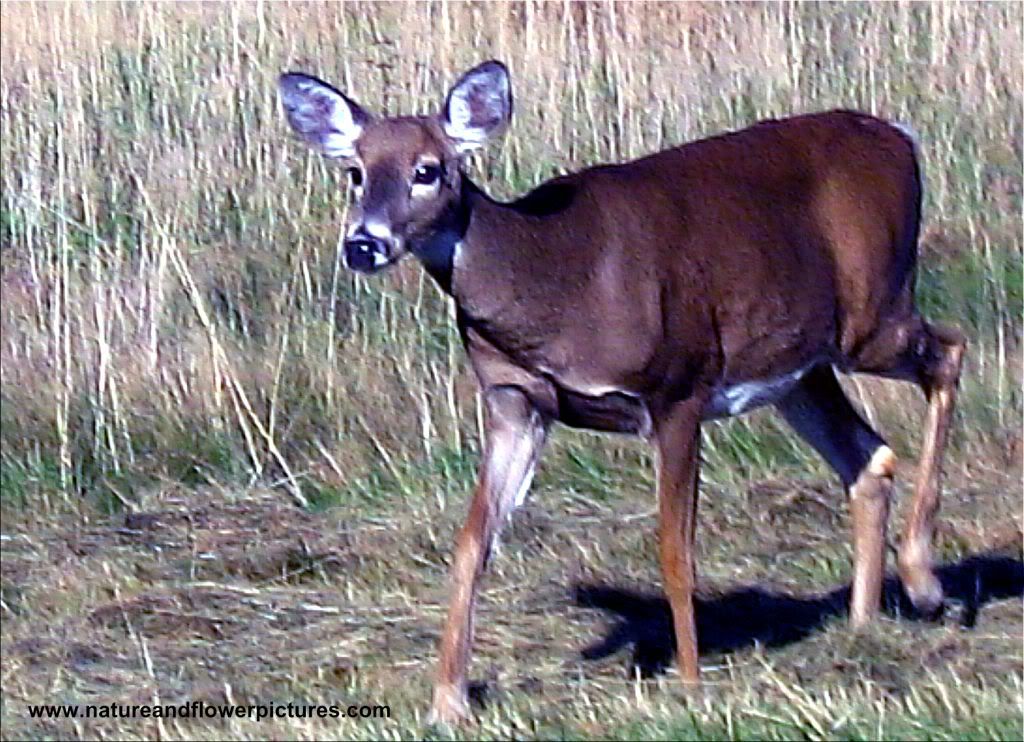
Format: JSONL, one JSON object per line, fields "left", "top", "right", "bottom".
{"left": 574, "top": 552, "right": 1024, "bottom": 676}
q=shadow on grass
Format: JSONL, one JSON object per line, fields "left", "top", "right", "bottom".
{"left": 575, "top": 553, "right": 1024, "bottom": 676}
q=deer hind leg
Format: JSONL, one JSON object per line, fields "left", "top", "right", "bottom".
{"left": 897, "top": 322, "right": 966, "bottom": 615}
{"left": 776, "top": 365, "right": 896, "bottom": 627}
{"left": 853, "top": 318, "right": 966, "bottom": 616}
{"left": 430, "top": 386, "right": 547, "bottom": 725}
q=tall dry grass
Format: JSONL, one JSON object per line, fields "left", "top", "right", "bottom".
{"left": 0, "top": 1, "right": 1021, "bottom": 516}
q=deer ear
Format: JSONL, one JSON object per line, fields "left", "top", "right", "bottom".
{"left": 279, "top": 73, "right": 369, "bottom": 159}
{"left": 442, "top": 61, "right": 512, "bottom": 154}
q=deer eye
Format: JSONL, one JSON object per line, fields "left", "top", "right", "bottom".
{"left": 412, "top": 163, "right": 441, "bottom": 186}
{"left": 346, "top": 167, "right": 363, "bottom": 188}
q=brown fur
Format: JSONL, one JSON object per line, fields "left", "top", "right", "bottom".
{"left": 437, "top": 111, "right": 962, "bottom": 723}
{"left": 280, "top": 70, "right": 966, "bottom": 725}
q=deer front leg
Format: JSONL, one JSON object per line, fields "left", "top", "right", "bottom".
{"left": 429, "top": 386, "right": 547, "bottom": 725}
{"left": 654, "top": 396, "right": 705, "bottom": 684}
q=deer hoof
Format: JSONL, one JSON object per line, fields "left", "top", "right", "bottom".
{"left": 428, "top": 684, "right": 472, "bottom": 727}
{"left": 901, "top": 568, "right": 945, "bottom": 619}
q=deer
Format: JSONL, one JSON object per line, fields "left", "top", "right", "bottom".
{"left": 278, "top": 60, "right": 966, "bottom": 724}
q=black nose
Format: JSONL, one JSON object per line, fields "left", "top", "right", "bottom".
{"left": 343, "top": 236, "right": 388, "bottom": 273}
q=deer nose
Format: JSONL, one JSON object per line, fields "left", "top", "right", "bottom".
{"left": 343, "top": 234, "right": 390, "bottom": 273}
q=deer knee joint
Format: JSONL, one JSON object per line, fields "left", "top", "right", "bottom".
{"left": 484, "top": 385, "right": 543, "bottom": 431}
{"left": 867, "top": 445, "right": 897, "bottom": 479}
{"left": 850, "top": 445, "right": 896, "bottom": 503}
{"left": 925, "top": 327, "right": 966, "bottom": 390}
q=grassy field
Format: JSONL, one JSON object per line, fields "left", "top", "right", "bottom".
{"left": 1, "top": 1, "right": 1021, "bottom": 739}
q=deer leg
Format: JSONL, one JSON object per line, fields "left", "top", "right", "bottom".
{"left": 654, "top": 396, "right": 705, "bottom": 683}
{"left": 777, "top": 365, "right": 896, "bottom": 627}
{"left": 896, "top": 323, "right": 966, "bottom": 615}
{"left": 853, "top": 319, "right": 967, "bottom": 615}
{"left": 429, "top": 386, "right": 546, "bottom": 725}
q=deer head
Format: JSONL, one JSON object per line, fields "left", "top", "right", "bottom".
{"left": 279, "top": 61, "right": 512, "bottom": 274}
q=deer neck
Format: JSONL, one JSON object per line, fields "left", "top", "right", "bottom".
{"left": 410, "top": 178, "right": 476, "bottom": 295}
{"left": 411, "top": 176, "right": 531, "bottom": 304}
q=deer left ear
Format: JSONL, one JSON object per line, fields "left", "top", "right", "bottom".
{"left": 442, "top": 61, "right": 512, "bottom": 154}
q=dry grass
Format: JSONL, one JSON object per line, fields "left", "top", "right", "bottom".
{"left": 2, "top": 475, "right": 1021, "bottom": 739}
{"left": 1, "top": 0, "right": 1022, "bottom": 739}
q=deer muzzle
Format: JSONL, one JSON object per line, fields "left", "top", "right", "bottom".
{"left": 343, "top": 233, "right": 392, "bottom": 273}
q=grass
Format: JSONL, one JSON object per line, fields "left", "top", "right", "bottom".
{"left": 1, "top": 1, "right": 1022, "bottom": 739}
{"left": 1, "top": 484, "right": 1021, "bottom": 740}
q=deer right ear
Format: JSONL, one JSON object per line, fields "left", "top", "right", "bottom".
{"left": 278, "top": 73, "right": 369, "bottom": 159}
{"left": 442, "top": 61, "right": 513, "bottom": 154}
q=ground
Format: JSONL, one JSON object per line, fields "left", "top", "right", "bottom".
{"left": 2, "top": 450, "right": 1021, "bottom": 740}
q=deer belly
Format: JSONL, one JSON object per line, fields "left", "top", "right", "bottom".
{"left": 554, "top": 385, "right": 653, "bottom": 437}
{"left": 706, "top": 366, "right": 812, "bottom": 419}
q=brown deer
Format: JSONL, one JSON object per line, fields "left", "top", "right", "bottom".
{"left": 279, "top": 61, "right": 965, "bottom": 724}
